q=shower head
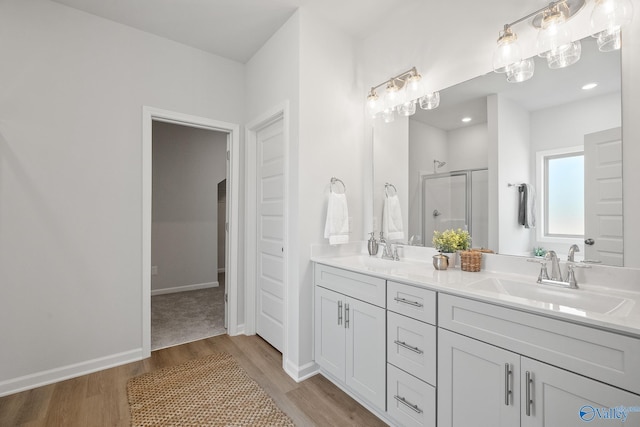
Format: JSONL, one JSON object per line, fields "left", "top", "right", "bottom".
{"left": 433, "top": 159, "right": 446, "bottom": 173}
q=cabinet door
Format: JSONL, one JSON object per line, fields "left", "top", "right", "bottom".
{"left": 345, "top": 297, "right": 386, "bottom": 410}
{"left": 314, "top": 286, "right": 345, "bottom": 381}
{"left": 438, "top": 329, "right": 521, "bottom": 427}
{"left": 522, "top": 357, "right": 640, "bottom": 427}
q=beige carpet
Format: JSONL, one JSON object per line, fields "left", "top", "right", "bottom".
{"left": 127, "top": 353, "right": 294, "bottom": 427}
{"left": 151, "top": 280, "right": 226, "bottom": 350}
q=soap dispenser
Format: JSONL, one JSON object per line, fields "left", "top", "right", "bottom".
{"left": 367, "top": 232, "right": 379, "bottom": 256}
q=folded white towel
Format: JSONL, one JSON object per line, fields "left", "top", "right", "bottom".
{"left": 383, "top": 194, "right": 404, "bottom": 241}
{"left": 324, "top": 192, "right": 349, "bottom": 245}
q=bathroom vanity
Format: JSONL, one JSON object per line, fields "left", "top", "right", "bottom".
{"left": 312, "top": 253, "right": 640, "bottom": 427}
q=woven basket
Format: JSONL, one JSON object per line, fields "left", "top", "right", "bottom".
{"left": 460, "top": 250, "right": 482, "bottom": 272}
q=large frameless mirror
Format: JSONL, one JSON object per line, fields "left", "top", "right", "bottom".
{"left": 372, "top": 36, "right": 623, "bottom": 266}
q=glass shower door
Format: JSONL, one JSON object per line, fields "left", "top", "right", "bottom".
{"left": 422, "top": 173, "right": 469, "bottom": 246}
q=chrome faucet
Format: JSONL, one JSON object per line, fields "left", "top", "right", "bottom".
{"left": 380, "top": 232, "right": 400, "bottom": 260}
{"left": 567, "top": 244, "right": 580, "bottom": 262}
{"left": 545, "top": 251, "right": 563, "bottom": 281}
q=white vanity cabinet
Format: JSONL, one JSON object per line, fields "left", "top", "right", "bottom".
{"left": 386, "top": 281, "right": 437, "bottom": 427}
{"left": 314, "top": 265, "right": 386, "bottom": 411}
{"left": 438, "top": 294, "right": 640, "bottom": 427}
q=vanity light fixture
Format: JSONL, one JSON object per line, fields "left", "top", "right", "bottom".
{"left": 366, "top": 66, "right": 438, "bottom": 121}
{"left": 590, "top": 0, "right": 634, "bottom": 52}
{"left": 492, "top": 0, "right": 589, "bottom": 82}
{"left": 536, "top": 2, "right": 582, "bottom": 69}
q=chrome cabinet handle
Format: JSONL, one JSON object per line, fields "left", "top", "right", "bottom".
{"left": 394, "top": 340, "right": 424, "bottom": 354}
{"left": 525, "top": 371, "right": 532, "bottom": 416}
{"left": 394, "top": 395, "right": 423, "bottom": 414}
{"left": 337, "top": 300, "right": 342, "bottom": 325}
{"left": 393, "top": 297, "right": 423, "bottom": 308}
{"left": 504, "top": 363, "right": 512, "bottom": 406}
{"left": 345, "top": 303, "right": 349, "bottom": 328}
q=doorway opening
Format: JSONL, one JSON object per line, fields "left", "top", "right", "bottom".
{"left": 150, "top": 121, "right": 227, "bottom": 350}
{"left": 142, "top": 107, "right": 240, "bottom": 357}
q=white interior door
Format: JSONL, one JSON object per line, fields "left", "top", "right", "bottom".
{"left": 256, "top": 118, "right": 285, "bottom": 352}
{"left": 584, "top": 127, "right": 623, "bottom": 266}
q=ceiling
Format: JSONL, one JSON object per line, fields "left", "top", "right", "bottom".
{"left": 50, "top": 0, "right": 416, "bottom": 63}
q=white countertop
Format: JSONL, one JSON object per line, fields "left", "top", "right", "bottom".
{"left": 311, "top": 253, "right": 640, "bottom": 338}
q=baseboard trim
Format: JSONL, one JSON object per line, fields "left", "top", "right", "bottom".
{"left": 0, "top": 348, "right": 143, "bottom": 397}
{"left": 284, "top": 358, "right": 319, "bottom": 383}
{"left": 151, "top": 281, "right": 218, "bottom": 296}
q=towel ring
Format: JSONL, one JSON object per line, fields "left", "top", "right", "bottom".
{"left": 330, "top": 177, "right": 346, "bottom": 194}
{"left": 385, "top": 182, "right": 397, "bottom": 197}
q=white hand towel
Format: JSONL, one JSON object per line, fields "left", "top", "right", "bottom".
{"left": 324, "top": 192, "right": 349, "bottom": 245}
{"left": 383, "top": 194, "right": 404, "bottom": 241}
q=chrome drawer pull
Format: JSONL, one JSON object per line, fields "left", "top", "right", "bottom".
{"left": 394, "top": 297, "right": 423, "bottom": 308}
{"left": 337, "top": 300, "right": 342, "bottom": 325}
{"left": 394, "top": 395, "right": 423, "bottom": 414}
{"left": 504, "top": 363, "right": 512, "bottom": 406}
{"left": 394, "top": 340, "right": 424, "bottom": 354}
{"left": 525, "top": 371, "right": 533, "bottom": 416}
{"left": 345, "top": 303, "right": 350, "bottom": 328}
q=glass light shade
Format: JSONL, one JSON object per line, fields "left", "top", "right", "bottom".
{"left": 405, "top": 74, "right": 424, "bottom": 102}
{"left": 366, "top": 92, "right": 380, "bottom": 118}
{"left": 493, "top": 28, "right": 521, "bottom": 73}
{"left": 590, "top": 0, "right": 634, "bottom": 35}
{"left": 506, "top": 58, "right": 535, "bottom": 83}
{"left": 382, "top": 108, "right": 395, "bottom": 123}
{"left": 383, "top": 81, "right": 400, "bottom": 111}
{"left": 419, "top": 92, "right": 440, "bottom": 110}
{"left": 546, "top": 40, "right": 581, "bottom": 69}
{"left": 595, "top": 28, "right": 622, "bottom": 51}
{"left": 537, "top": 8, "right": 574, "bottom": 60}
{"left": 398, "top": 100, "right": 417, "bottom": 117}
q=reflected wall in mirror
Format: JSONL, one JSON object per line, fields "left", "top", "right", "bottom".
{"left": 372, "top": 36, "right": 623, "bottom": 266}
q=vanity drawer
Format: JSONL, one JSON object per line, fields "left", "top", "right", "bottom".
{"left": 387, "top": 281, "right": 436, "bottom": 325}
{"left": 388, "top": 311, "right": 436, "bottom": 385}
{"left": 314, "top": 264, "right": 386, "bottom": 307}
{"left": 387, "top": 363, "right": 435, "bottom": 427}
{"left": 439, "top": 293, "right": 640, "bottom": 394}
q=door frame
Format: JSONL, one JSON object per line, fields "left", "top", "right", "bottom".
{"left": 142, "top": 106, "right": 241, "bottom": 357}
{"left": 244, "top": 102, "right": 290, "bottom": 354}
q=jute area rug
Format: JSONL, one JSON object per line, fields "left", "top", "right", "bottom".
{"left": 127, "top": 352, "right": 294, "bottom": 426}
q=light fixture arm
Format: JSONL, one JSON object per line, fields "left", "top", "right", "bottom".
{"left": 502, "top": 1, "right": 565, "bottom": 30}
{"left": 368, "top": 66, "right": 419, "bottom": 96}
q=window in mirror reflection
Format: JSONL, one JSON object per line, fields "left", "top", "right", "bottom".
{"left": 545, "top": 150, "right": 584, "bottom": 237}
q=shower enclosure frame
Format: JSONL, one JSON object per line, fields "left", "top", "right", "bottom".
{"left": 420, "top": 168, "right": 488, "bottom": 248}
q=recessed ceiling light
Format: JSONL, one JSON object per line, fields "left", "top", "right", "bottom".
{"left": 582, "top": 82, "right": 598, "bottom": 90}
{"left": 461, "top": 117, "right": 472, "bottom": 123}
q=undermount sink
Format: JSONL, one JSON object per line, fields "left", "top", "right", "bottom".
{"left": 466, "top": 277, "right": 634, "bottom": 316}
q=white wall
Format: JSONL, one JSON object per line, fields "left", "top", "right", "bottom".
{"left": 297, "top": 8, "right": 365, "bottom": 375}
{"left": 151, "top": 122, "right": 227, "bottom": 292}
{"left": 374, "top": 117, "right": 409, "bottom": 240}
{"left": 494, "top": 95, "right": 532, "bottom": 256}
{"left": 447, "top": 123, "right": 489, "bottom": 171}
{"left": 0, "top": 0, "right": 243, "bottom": 395}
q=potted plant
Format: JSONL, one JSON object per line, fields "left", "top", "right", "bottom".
{"left": 432, "top": 228, "right": 471, "bottom": 268}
